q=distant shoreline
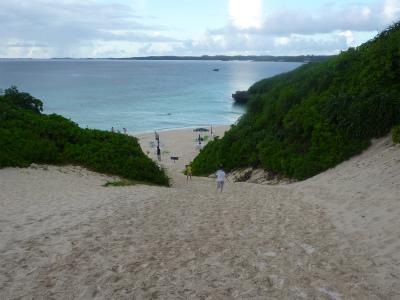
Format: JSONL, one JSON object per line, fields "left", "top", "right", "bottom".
{"left": 104, "top": 55, "right": 330, "bottom": 63}
{"left": 1, "top": 55, "right": 331, "bottom": 63}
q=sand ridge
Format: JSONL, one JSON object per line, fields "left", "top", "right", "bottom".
{"left": 0, "top": 126, "right": 399, "bottom": 299}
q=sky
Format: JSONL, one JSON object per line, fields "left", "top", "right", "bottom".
{"left": 0, "top": 0, "right": 399, "bottom": 58}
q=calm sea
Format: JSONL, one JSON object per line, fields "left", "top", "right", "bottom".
{"left": 0, "top": 59, "right": 301, "bottom": 133}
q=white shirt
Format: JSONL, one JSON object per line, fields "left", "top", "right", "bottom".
{"left": 216, "top": 170, "right": 225, "bottom": 182}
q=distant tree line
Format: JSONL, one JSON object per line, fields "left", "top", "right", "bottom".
{"left": 111, "top": 55, "right": 330, "bottom": 63}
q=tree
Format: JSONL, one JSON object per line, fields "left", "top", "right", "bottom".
{"left": 4, "top": 86, "right": 43, "bottom": 113}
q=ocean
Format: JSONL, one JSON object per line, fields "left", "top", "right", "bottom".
{"left": 0, "top": 59, "right": 302, "bottom": 133}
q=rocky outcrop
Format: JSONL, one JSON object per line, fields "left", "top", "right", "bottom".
{"left": 232, "top": 90, "right": 250, "bottom": 104}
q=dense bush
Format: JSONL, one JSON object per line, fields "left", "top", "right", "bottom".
{"left": 193, "top": 22, "right": 400, "bottom": 179}
{"left": 393, "top": 125, "right": 400, "bottom": 144}
{"left": 0, "top": 87, "right": 169, "bottom": 186}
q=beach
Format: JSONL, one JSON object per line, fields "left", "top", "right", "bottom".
{"left": 1, "top": 125, "right": 399, "bottom": 299}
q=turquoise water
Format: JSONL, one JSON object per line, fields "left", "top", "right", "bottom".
{"left": 0, "top": 59, "right": 302, "bottom": 133}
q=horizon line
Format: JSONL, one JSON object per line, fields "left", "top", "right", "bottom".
{"left": 0, "top": 54, "right": 332, "bottom": 60}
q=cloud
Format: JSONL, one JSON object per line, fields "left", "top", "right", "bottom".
{"left": 338, "top": 31, "right": 356, "bottom": 47}
{"left": 168, "top": 32, "right": 352, "bottom": 56}
{"left": 229, "top": 0, "right": 263, "bottom": 29}
{"left": 212, "top": 2, "right": 392, "bottom": 36}
{"left": 166, "top": 0, "right": 399, "bottom": 56}
{"left": 383, "top": 0, "right": 400, "bottom": 22}
{"left": 1, "top": 0, "right": 399, "bottom": 57}
{"left": 0, "top": 0, "right": 179, "bottom": 57}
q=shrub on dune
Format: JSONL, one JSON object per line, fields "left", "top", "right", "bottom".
{"left": 0, "top": 87, "right": 169, "bottom": 186}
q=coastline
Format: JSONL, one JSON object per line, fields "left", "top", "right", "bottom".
{"left": 135, "top": 125, "right": 230, "bottom": 177}
{"left": 130, "top": 123, "right": 231, "bottom": 136}
{"left": 1, "top": 59, "right": 301, "bottom": 134}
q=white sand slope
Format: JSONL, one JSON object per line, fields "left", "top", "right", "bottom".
{"left": 0, "top": 127, "right": 399, "bottom": 299}
{"left": 297, "top": 136, "right": 400, "bottom": 296}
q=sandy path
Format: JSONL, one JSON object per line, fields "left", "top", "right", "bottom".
{"left": 0, "top": 127, "right": 397, "bottom": 299}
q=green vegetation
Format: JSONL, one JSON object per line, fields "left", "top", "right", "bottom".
{"left": 393, "top": 125, "right": 400, "bottom": 144}
{"left": 0, "top": 87, "right": 169, "bottom": 186}
{"left": 193, "top": 22, "right": 400, "bottom": 180}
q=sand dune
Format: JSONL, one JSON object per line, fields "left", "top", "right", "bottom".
{"left": 297, "top": 136, "right": 400, "bottom": 296}
{"left": 0, "top": 127, "right": 399, "bottom": 299}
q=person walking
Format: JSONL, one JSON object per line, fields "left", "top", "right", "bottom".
{"left": 157, "top": 146, "right": 161, "bottom": 161}
{"left": 186, "top": 164, "right": 192, "bottom": 181}
{"left": 155, "top": 131, "right": 160, "bottom": 147}
{"left": 216, "top": 165, "right": 226, "bottom": 192}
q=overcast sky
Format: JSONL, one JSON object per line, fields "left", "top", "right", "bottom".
{"left": 0, "top": 0, "right": 399, "bottom": 58}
